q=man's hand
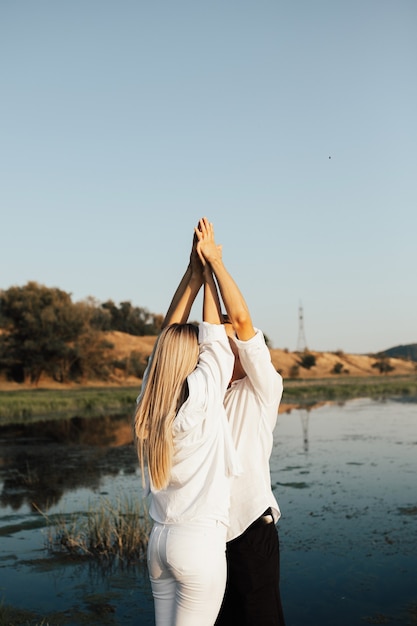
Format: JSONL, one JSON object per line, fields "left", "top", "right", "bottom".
{"left": 195, "top": 217, "right": 222, "bottom": 266}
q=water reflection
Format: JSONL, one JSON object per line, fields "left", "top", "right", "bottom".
{"left": 0, "top": 399, "right": 416, "bottom": 625}
{"left": 299, "top": 409, "right": 310, "bottom": 452}
{"left": 0, "top": 414, "right": 138, "bottom": 510}
{"left": 0, "top": 406, "right": 324, "bottom": 512}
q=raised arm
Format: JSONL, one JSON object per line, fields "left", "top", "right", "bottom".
{"left": 197, "top": 247, "right": 222, "bottom": 325}
{"left": 162, "top": 231, "right": 204, "bottom": 329}
{"left": 195, "top": 217, "right": 255, "bottom": 341}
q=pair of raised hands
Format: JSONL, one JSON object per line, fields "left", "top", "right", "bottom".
{"left": 191, "top": 217, "right": 222, "bottom": 272}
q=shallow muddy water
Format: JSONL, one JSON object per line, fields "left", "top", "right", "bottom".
{"left": 0, "top": 398, "right": 416, "bottom": 625}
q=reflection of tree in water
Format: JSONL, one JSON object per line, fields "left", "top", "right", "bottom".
{"left": 0, "top": 414, "right": 138, "bottom": 511}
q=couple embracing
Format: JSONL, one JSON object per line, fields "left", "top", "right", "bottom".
{"left": 134, "top": 217, "right": 286, "bottom": 626}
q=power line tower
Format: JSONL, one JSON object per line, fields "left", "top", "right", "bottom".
{"left": 296, "top": 302, "right": 308, "bottom": 352}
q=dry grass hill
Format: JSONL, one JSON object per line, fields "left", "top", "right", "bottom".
{"left": 1, "top": 330, "right": 415, "bottom": 391}
{"left": 104, "top": 331, "right": 416, "bottom": 381}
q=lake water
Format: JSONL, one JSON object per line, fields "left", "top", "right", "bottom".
{"left": 0, "top": 398, "right": 416, "bottom": 625}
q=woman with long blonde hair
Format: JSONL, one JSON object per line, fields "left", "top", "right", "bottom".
{"left": 134, "top": 322, "right": 199, "bottom": 491}
{"left": 134, "top": 218, "right": 240, "bottom": 625}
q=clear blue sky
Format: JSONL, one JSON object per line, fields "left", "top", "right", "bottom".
{"left": 1, "top": 0, "right": 416, "bottom": 354}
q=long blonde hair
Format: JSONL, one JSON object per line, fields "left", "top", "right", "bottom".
{"left": 134, "top": 323, "right": 199, "bottom": 490}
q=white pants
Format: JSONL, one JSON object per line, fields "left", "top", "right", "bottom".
{"left": 147, "top": 520, "right": 227, "bottom": 626}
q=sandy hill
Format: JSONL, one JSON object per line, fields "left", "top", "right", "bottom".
{"left": 106, "top": 331, "right": 416, "bottom": 380}
{"left": 1, "top": 331, "right": 414, "bottom": 391}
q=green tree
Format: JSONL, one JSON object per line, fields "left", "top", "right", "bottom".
{"left": 0, "top": 282, "right": 112, "bottom": 383}
{"left": 96, "top": 300, "right": 162, "bottom": 335}
{"left": 0, "top": 282, "right": 84, "bottom": 383}
{"left": 0, "top": 283, "right": 165, "bottom": 384}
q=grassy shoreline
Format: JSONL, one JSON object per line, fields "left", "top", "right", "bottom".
{"left": 282, "top": 374, "right": 417, "bottom": 404}
{"left": 1, "top": 375, "right": 417, "bottom": 424}
{"left": 0, "top": 386, "right": 139, "bottom": 424}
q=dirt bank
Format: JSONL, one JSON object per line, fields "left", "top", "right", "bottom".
{"left": 0, "top": 331, "right": 415, "bottom": 391}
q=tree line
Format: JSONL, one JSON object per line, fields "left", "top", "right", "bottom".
{"left": 0, "top": 282, "right": 163, "bottom": 384}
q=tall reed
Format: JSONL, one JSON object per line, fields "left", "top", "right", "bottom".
{"left": 45, "top": 497, "right": 151, "bottom": 564}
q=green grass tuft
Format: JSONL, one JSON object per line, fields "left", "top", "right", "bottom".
{"left": 41, "top": 497, "right": 151, "bottom": 564}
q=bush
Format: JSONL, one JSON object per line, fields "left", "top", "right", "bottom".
{"left": 372, "top": 358, "right": 395, "bottom": 374}
{"left": 299, "top": 352, "right": 316, "bottom": 369}
{"left": 332, "top": 362, "right": 344, "bottom": 374}
{"left": 289, "top": 364, "right": 300, "bottom": 378}
{"left": 127, "top": 351, "right": 148, "bottom": 378}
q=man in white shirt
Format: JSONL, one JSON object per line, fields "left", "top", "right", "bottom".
{"left": 198, "top": 225, "right": 286, "bottom": 626}
{"left": 165, "top": 218, "right": 286, "bottom": 625}
{"left": 214, "top": 319, "right": 286, "bottom": 625}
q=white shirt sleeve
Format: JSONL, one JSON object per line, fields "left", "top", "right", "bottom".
{"left": 233, "top": 328, "right": 283, "bottom": 408}
{"left": 197, "top": 322, "right": 235, "bottom": 403}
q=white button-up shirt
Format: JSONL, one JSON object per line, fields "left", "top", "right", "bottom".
{"left": 224, "top": 328, "right": 283, "bottom": 541}
{"left": 140, "top": 322, "right": 239, "bottom": 526}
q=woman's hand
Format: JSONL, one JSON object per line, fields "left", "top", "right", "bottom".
{"left": 189, "top": 229, "right": 204, "bottom": 280}
{"left": 195, "top": 217, "right": 222, "bottom": 266}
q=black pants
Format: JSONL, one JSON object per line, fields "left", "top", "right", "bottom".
{"left": 215, "top": 512, "right": 286, "bottom": 626}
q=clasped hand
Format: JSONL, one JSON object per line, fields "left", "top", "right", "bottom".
{"left": 194, "top": 217, "right": 222, "bottom": 267}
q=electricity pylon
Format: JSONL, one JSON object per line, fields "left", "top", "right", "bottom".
{"left": 296, "top": 302, "right": 308, "bottom": 352}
